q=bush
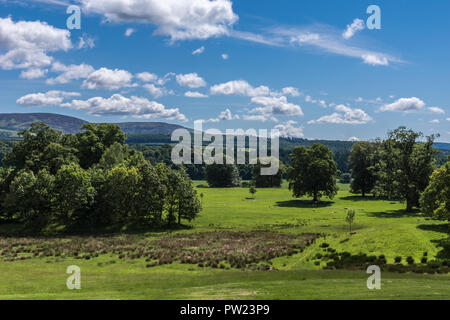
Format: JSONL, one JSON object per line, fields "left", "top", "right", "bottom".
{"left": 406, "top": 256, "right": 415, "bottom": 265}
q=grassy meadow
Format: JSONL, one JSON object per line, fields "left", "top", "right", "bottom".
{"left": 0, "top": 182, "right": 449, "bottom": 300}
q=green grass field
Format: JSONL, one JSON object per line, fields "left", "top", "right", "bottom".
{"left": 0, "top": 183, "right": 449, "bottom": 300}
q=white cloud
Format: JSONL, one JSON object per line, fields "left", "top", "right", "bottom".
{"left": 308, "top": 104, "right": 372, "bottom": 124}
{"left": 136, "top": 72, "right": 158, "bottom": 83}
{"left": 80, "top": 0, "right": 238, "bottom": 41}
{"left": 0, "top": 17, "right": 72, "bottom": 71}
{"left": 447, "top": 118, "right": 450, "bottom": 121}
{"left": 143, "top": 84, "right": 172, "bottom": 98}
{"left": 242, "top": 114, "right": 277, "bottom": 122}
{"left": 273, "top": 121, "right": 304, "bottom": 138}
{"left": 16, "top": 90, "right": 80, "bottom": 106}
{"left": 272, "top": 27, "right": 400, "bottom": 67}
{"left": 342, "top": 19, "right": 365, "bottom": 39}
{"left": 82, "top": 67, "right": 133, "bottom": 90}
{"left": 205, "top": 108, "right": 239, "bottom": 122}
{"left": 20, "top": 68, "right": 47, "bottom": 79}
{"left": 61, "top": 94, "right": 187, "bottom": 121}
{"left": 77, "top": 35, "right": 95, "bottom": 49}
{"left": 192, "top": 46, "right": 205, "bottom": 55}
{"left": 210, "top": 80, "right": 270, "bottom": 97}
{"left": 184, "top": 91, "right": 208, "bottom": 98}
{"left": 281, "top": 87, "right": 301, "bottom": 97}
{"left": 221, "top": 53, "right": 229, "bottom": 60}
{"left": 348, "top": 137, "right": 360, "bottom": 142}
{"left": 125, "top": 28, "right": 135, "bottom": 37}
{"left": 428, "top": 107, "right": 445, "bottom": 114}
{"left": 429, "top": 119, "right": 440, "bottom": 124}
{"left": 362, "top": 54, "right": 389, "bottom": 66}
{"left": 176, "top": 73, "right": 206, "bottom": 88}
{"left": 379, "top": 97, "right": 426, "bottom": 113}
{"left": 250, "top": 96, "right": 304, "bottom": 117}
{"left": 46, "top": 62, "right": 94, "bottom": 84}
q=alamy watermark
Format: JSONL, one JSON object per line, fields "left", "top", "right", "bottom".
{"left": 66, "top": 265, "right": 81, "bottom": 290}
{"left": 366, "top": 265, "right": 381, "bottom": 290}
{"left": 171, "top": 120, "right": 280, "bottom": 176}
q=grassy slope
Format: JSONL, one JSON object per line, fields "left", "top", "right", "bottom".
{"left": 0, "top": 183, "right": 449, "bottom": 300}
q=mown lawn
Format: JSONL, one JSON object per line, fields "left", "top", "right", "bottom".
{"left": 0, "top": 183, "right": 449, "bottom": 300}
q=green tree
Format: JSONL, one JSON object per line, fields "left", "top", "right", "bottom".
{"left": 75, "top": 123, "right": 126, "bottom": 169}
{"left": 346, "top": 209, "right": 356, "bottom": 232}
{"left": 287, "top": 143, "right": 338, "bottom": 202}
{"left": 3, "top": 122, "right": 78, "bottom": 174}
{"left": 348, "top": 141, "right": 377, "bottom": 197}
{"left": 205, "top": 161, "right": 240, "bottom": 188}
{"left": 420, "top": 158, "right": 450, "bottom": 220}
{"left": 249, "top": 185, "right": 257, "bottom": 199}
{"left": 373, "top": 127, "right": 437, "bottom": 212}
{"left": 5, "top": 169, "right": 55, "bottom": 231}
{"left": 252, "top": 157, "right": 284, "bottom": 188}
{"left": 53, "top": 163, "right": 95, "bottom": 228}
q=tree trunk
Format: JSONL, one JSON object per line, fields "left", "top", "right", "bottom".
{"left": 178, "top": 212, "right": 181, "bottom": 225}
{"left": 406, "top": 198, "right": 414, "bottom": 212}
{"left": 313, "top": 191, "right": 318, "bottom": 203}
{"left": 362, "top": 190, "right": 366, "bottom": 198}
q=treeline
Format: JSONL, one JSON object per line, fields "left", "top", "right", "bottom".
{"left": 348, "top": 127, "right": 449, "bottom": 218}
{"left": 0, "top": 123, "right": 201, "bottom": 233}
{"left": 279, "top": 127, "right": 449, "bottom": 220}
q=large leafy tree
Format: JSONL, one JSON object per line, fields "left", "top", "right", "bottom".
{"left": 53, "top": 163, "right": 95, "bottom": 228}
{"left": 420, "top": 158, "right": 450, "bottom": 220}
{"left": 348, "top": 141, "right": 377, "bottom": 197}
{"left": 252, "top": 157, "right": 285, "bottom": 188}
{"left": 205, "top": 161, "right": 240, "bottom": 188}
{"left": 3, "top": 122, "right": 78, "bottom": 174}
{"left": 287, "top": 143, "right": 338, "bottom": 202}
{"left": 75, "top": 123, "right": 126, "bottom": 169}
{"left": 373, "top": 127, "right": 437, "bottom": 212}
{"left": 5, "top": 169, "right": 55, "bottom": 231}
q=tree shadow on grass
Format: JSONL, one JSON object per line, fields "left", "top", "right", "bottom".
{"left": 418, "top": 223, "right": 450, "bottom": 260}
{"left": 366, "top": 209, "right": 422, "bottom": 219}
{"left": 340, "top": 195, "right": 379, "bottom": 202}
{"left": 275, "top": 200, "right": 334, "bottom": 209}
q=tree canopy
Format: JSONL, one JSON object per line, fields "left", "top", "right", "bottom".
{"left": 287, "top": 143, "right": 338, "bottom": 202}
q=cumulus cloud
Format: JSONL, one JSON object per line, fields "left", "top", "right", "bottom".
{"left": 77, "top": 35, "right": 95, "bottom": 49}
{"left": 125, "top": 28, "right": 135, "bottom": 37}
{"left": 250, "top": 96, "right": 304, "bottom": 117}
{"left": 308, "top": 104, "right": 372, "bottom": 124}
{"left": 0, "top": 16, "right": 72, "bottom": 72}
{"left": 136, "top": 72, "right": 158, "bottom": 82}
{"left": 429, "top": 119, "right": 440, "bottom": 124}
{"left": 184, "top": 91, "right": 208, "bottom": 98}
{"left": 61, "top": 94, "right": 187, "bottom": 121}
{"left": 281, "top": 87, "right": 301, "bottom": 97}
{"left": 273, "top": 121, "right": 304, "bottom": 138}
{"left": 348, "top": 137, "right": 360, "bottom": 142}
{"left": 362, "top": 54, "right": 389, "bottom": 66}
{"left": 82, "top": 67, "right": 133, "bottom": 90}
{"left": 192, "top": 46, "right": 205, "bottom": 55}
{"left": 20, "top": 68, "right": 47, "bottom": 79}
{"left": 46, "top": 62, "right": 94, "bottom": 84}
{"left": 342, "top": 19, "right": 365, "bottom": 39}
{"left": 379, "top": 97, "right": 426, "bottom": 113}
{"left": 242, "top": 114, "right": 277, "bottom": 122}
{"left": 210, "top": 80, "right": 270, "bottom": 97}
{"left": 16, "top": 90, "right": 80, "bottom": 106}
{"left": 204, "top": 108, "right": 239, "bottom": 122}
{"left": 176, "top": 73, "right": 206, "bottom": 88}
{"left": 143, "top": 84, "right": 173, "bottom": 98}
{"left": 428, "top": 107, "right": 445, "bottom": 114}
{"left": 80, "top": 0, "right": 238, "bottom": 41}
{"left": 221, "top": 53, "right": 229, "bottom": 60}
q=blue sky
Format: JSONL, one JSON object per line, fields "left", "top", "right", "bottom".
{"left": 0, "top": 0, "right": 449, "bottom": 142}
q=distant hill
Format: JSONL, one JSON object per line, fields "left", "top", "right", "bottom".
{"left": 0, "top": 113, "right": 87, "bottom": 134}
{"left": 0, "top": 113, "right": 187, "bottom": 136}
